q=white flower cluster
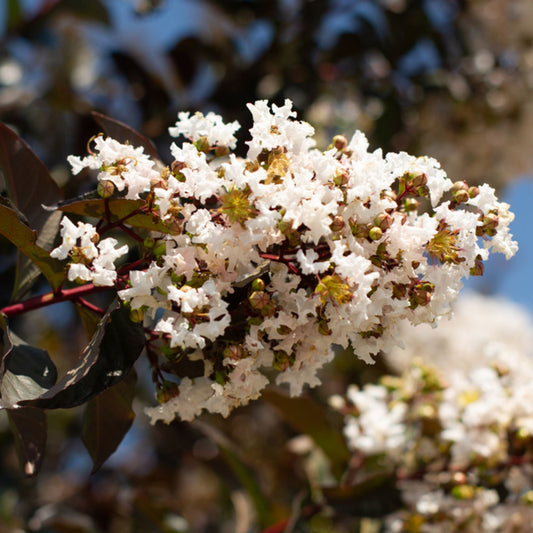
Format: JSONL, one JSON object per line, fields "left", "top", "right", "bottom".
{"left": 58, "top": 100, "right": 517, "bottom": 423}
{"left": 331, "top": 294, "right": 533, "bottom": 532}
{"left": 51, "top": 218, "right": 128, "bottom": 286}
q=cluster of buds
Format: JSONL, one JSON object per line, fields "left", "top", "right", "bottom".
{"left": 52, "top": 100, "right": 517, "bottom": 422}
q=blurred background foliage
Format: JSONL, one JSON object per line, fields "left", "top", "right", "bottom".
{"left": 1, "top": 0, "right": 532, "bottom": 531}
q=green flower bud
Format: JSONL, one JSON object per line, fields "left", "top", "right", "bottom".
{"left": 373, "top": 212, "right": 392, "bottom": 231}
{"left": 194, "top": 136, "right": 211, "bottom": 153}
{"left": 249, "top": 290, "right": 270, "bottom": 310}
{"left": 97, "top": 179, "right": 115, "bottom": 198}
{"left": 129, "top": 307, "right": 145, "bottom": 323}
{"left": 468, "top": 186, "right": 480, "bottom": 198}
{"left": 368, "top": 226, "right": 383, "bottom": 241}
{"left": 251, "top": 278, "right": 265, "bottom": 291}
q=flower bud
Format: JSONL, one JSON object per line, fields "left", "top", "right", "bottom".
{"left": 215, "top": 145, "right": 230, "bottom": 157}
{"left": 129, "top": 307, "right": 145, "bottom": 323}
{"left": 411, "top": 172, "right": 427, "bottom": 189}
{"left": 373, "top": 212, "right": 392, "bottom": 231}
{"left": 403, "top": 198, "right": 419, "bottom": 213}
{"left": 331, "top": 134, "right": 348, "bottom": 151}
{"left": 333, "top": 169, "right": 350, "bottom": 187}
{"left": 368, "top": 226, "right": 383, "bottom": 241}
{"left": 194, "top": 136, "right": 211, "bottom": 153}
{"left": 468, "top": 186, "right": 479, "bottom": 198}
{"left": 453, "top": 189, "right": 469, "bottom": 204}
{"left": 223, "top": 344, "right": 245, "bottom": 360}
{"left": 273, "top": 350, "right": 292, "bottom": 371}
{"left": 249, "top": 290, "right": 270, "bottom": 310}
{"left": 251, "top": 278, "right": 265, "bottom": 291}
{"left": 97, "top": 180, "right": 115, "bottom": 198}
{"left": 451, "top": 180, "right": 468, "bottom": 194}
{"left": 330, "top": 215, "right": 345, "bottom": 232}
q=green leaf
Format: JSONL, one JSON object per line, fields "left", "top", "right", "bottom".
{"left": 13, "top": 210, "right": 64, "bottom": 300}
{"left": 0, "top": 201, "right": 65, "bottom": 290}
{"left": 0, "top": 123, "right": 63, "bottom": 296}
{"left": 262, "top": 388, "right": 351, "bottom": 480}
{"left": 0, "top": 314, "right": 58, "bottom": 408}
{"left": 7, "top": 408, "right": 47, "bottom": 477}
{"left": 82, "top": 368, "right": 137, "bottom": 473}
{"left": 55, "top": 194, "right": 175, "bottom": 234}
{"left": 21, "top": 299, "right": 145, "bottom": 409}
{"left": 91, "top": 112, "right": 161, "bottom": 161}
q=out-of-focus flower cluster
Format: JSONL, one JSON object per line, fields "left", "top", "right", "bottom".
{"left": 331, "top": 294, "right": 533, "bottom": 532}
{"left": 51, "top": 100, "right": 517, "bottom": 423}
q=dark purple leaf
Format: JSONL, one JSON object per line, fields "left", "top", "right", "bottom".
{"left": 82, "top": 368, "right": 137, "bottom": 473}
{"left": 7, "top": 407, "right": 47, "bottom": 477}
{"left": 21, "top": 300, "right": 145, "bottom": 409}
{"left": 92, "top": 112, "right": 160, "bottom": 161}
{"left": 0, "top": 123, "right": 63, "bottom": 234}
{"left": 0, "top": 123, "right": 64, "bottom": 297}
{"left": 322, "top": 476, "right": 402, "bottom": 517}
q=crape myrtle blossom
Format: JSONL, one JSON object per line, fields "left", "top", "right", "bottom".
{"left": 51, "top": 218, "right": 128, "bottom": 286}
{"left": 54, "top": 100, "right": 517, "bottom": 423}
{"left": 331, "top": 294, "right": 533, "bottom": 532}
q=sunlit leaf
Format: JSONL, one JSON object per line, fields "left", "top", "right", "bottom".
{"left": 0, "top": 201, "right": 65, "bottom": 290}
{"left": 55, "top": 194, "right": 175, "bottom": 234}
{"left": 21, "top": 299, "right": 145, "bottom": 409}
{"left": 262, "top": 388, "right": 351, "bottom": 480}
{"left": 13, "top": 210, "right": 63, "bottom": 300}
{"left": 8, "top": 408, "right": 47, "bottom": 477}
{"left": 92, "top": 111, "right": 161, "bottom": 161}
{"left": 0, "top": 314, "right": 58, "bottom": 408}
{"left": 82, "top": 368, "right": 137, "bottom": 473}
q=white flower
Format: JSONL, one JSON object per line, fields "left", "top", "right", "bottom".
{"left": 169, "top": 110, "right": 240, "bottom": 149}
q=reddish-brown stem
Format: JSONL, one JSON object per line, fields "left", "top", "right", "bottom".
{"left": 117, "top": 256, "right": 150, "bottom": 275}
{"left": 0, "top": 283, "right": 111, "bottom": 317}
{"left": 75, "top": 297, "right": 106, "bottom": 315}
{"left": 98, "top": 205, "right": 148, "bottom": 235}
{"left": 259, "top": 252, "right": 300, "bottom": 275}
{"left": 119, "top": 223, "right": 144, "bottom": 242}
